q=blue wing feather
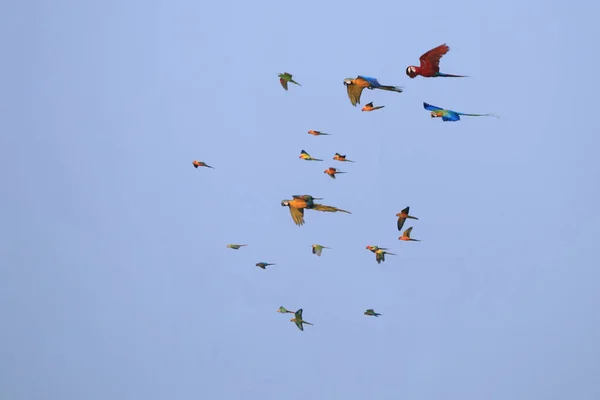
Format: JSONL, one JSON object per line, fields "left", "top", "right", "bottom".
{"left": 442, "top": 111, "right": 460, "bottom": 121}
{"left": 423, "top": 102, "right": 444, "bottom": 111}
{"left": 358, "top": 75, "right": 381, "bottom": 88}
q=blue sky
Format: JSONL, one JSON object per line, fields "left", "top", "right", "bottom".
{"left": 1, "top": 0, "right": 599, "bottom": 399}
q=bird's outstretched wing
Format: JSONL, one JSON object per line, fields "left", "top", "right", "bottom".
{"left": 346, "top": 84, "right": 364, "bottom": 106}
{"left": 419, "top": 44, "right": 449, "bottom": 74}
{"left": 289, "top": 206, "right": 305, "bottom": 225}
{"left": 423, "top": 102, "right": 444, "bottom": 111}
{"left": 280, "top": 78, "right": 288, "bottom": 90}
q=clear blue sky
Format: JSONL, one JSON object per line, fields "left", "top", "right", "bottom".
{"left": 1, "top": 0, "right": 599, "bottom": 399}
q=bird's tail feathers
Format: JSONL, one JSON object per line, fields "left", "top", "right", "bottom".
{"left": 437, "top": 72, "right": 469, "bottom": 78}
{"left": 379, "top": 85, "right": 403, "bottom": 93}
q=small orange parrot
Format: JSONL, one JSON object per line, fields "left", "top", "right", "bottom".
{"left": 192, "top": 160, "right": 214, "bottom": 169}
{"left": 324, "top": 167, "right": 346, "bottom": 179}
{"left": 362, "top": 102, "right": 385, "bottom": 112}
{"left": 333, "top": 153, "right": 355, "bottom": 163}
{"left": 308, "top": 130, "right": 331, "bottom": 136}
{"left": 399, "top": 227, "right": 421, "bottom": 242}
{"left": 396, "top": 206, "right": 419, "bottom": 231}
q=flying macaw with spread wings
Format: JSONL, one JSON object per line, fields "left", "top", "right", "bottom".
{"left": 424, "top": 102, "right": 498, "bottom": 122}
{"left": 406, "top": 44, "right": 468, "bottom": 78}
{"left": 343, "top": 75, "right": 403, "bottom": 106}
{"left": 281, "top": 195, "right": 351, "bottom": 226}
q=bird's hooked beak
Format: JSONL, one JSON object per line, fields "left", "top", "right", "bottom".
{"left": 281, "top": 200, "right": 289, "bottom": 207}
{"left": 430, "top": 112, "right": 436, "bottom": 118}
{"left": 405, "top": 66, "right": 417, "bottom": 78}
{"left": 343, "top": 78, "right": 352, "bottom": 86}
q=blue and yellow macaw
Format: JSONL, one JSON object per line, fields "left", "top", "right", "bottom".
{"left": 343, "top": 76, "right": 403, "bottom": 106}
{"left": 423, "top": 102, "right": 498, "bottom": 122}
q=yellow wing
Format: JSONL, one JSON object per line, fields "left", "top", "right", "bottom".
{"left": 289, "top": 206, "right": 305, "bottom": 226}
{"left": 346, "top": 84, "right": 364, "bottom": 106}
{"left": 313, "top": 203, "right": 352, "bottom": 214}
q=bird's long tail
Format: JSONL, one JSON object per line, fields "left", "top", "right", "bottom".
{"left": 291, "top": 80, "right": 302, "bottom": 86}
{"left": 459, "top": 112, "right": 499, "bottom": 118}
{"left": 374, "top": 313, "right": 381, "bottom": 317}
{"left": 336, "top": 171, "right": 347, "bottom": 174}
{"left": 387, "top": 252, "right": 397, "bottom": 256}
{"left": 206, "top": 165, "right": 215, "bottom": 168}
{"left": 312, "top": 158, "right": 323, "bottom": 161}
{"left": 304, "top": 321, "right": 313, "bottom": 325}
{"left": 373, "top": 106, "right": 385, "bottom": 110}
{"left": 436, "top": 72, "right": 469, "bottom": 78}
{"left": 408, "top": 216, "right": 419, "bottom": 220}
{"left": 378, "top": 85, "right": 403, "bottom": 93}
{"left": 313, "top": 204, "right": 352, "bottom": 214}
{"left": 345, "top": 160, "right": 355, "bottom": 163}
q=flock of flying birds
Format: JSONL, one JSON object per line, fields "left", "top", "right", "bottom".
{"left": 193, "top": 44, "right": 499, "bottom": 331}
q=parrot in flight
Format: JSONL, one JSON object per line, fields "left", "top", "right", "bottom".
{"left": 324, "top": 167, "right": 346, "bottom": 179}
{"left": 406, "top": 44, "right": 468, "bottom": 78}
{"left": 366, "top": 245, "right": 388, "bottom": 253}
{"left": 399, "top": 227, "right": 421, "bottom": 242}
{"left": 366, "top": 245, "right": 395, "bottom": 264}
{"left": 311, "top": 244, "right": 331, "bottom": 256}
{"left": 278, "top": 306, "right": 295, "bottom": 314}
{"left": 424, "top": 102, "right": 499, "bottom": 122}
{"left": 192, "top": 160, "right": 214, "bottom": 169}
{"left": 256, "top": 262, "right": 276, "bottom": 269}
{"left": 281, "top": 195, "right": 351, "bottom": 226}
{"left": 333, "top": 153, "right": 355, "bottom": 163}
{"left": 396, "top": 207, "right": 419, "bottom": 232}
{"left": 290, "top": 309, "right": 313, "bottom": 331}
{"left": 299, "top": 150, "right": 323, "bottom": 161}
{"left": 364, "top": 309, "right": 382, "bottom": 317}
{"left": 362, "top": 102, "right": 385, "bottom": 112}
{"left": 308, "top": 130, "right": 331, "bottom": 136}
{"left": 278, "top": 72, "right": 302, "bottom": 90}
{"left": 226, "top": 244, "right": 247, "bottom": 250}
{"left": 343, "top": 75, "right": 403, "bottom": 106}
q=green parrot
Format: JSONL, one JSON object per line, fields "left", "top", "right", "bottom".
{"left": 290, "top": 309, "right": 313, "bottom": 331}
{"left": 256, "top": 262, "right": 276, "bottom": 269}
{"left": 277, "top": 306, "right": 295, "bottom": 314}
{"left": 364, "top": 309, "right": 382, "bottom": 317}
{"left": 226, "top": 244, "right": 247, "bottom": 250}
{"left": 278, "top": 72, "right": 302, "bottom": 90}
{"left": 375, "top": 249, "right": 396, "bottom": 264}
{"left": 311, "top": 244, "right": 331, "bottom": 257}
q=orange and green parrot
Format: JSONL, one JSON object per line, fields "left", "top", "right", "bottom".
{"left": 324, "top": 167, "right": 346, "bottom": 179}
{"left": 406, "top": 44, "right": 468, "bottom": 79}
{"left": 364, "top": 309, "right": 382, "bottom": 317}
{"left": 424, "top": 102, "right": 498, "bottom": 122}
{"left": 374, "top": 248, "right": 396, "bottom": 264}
{"left": 290, "top": 309, "right": 313, "bottom": 331}
{"left": 226, "top": 244, "right": 247, "bottom": 250}
{"left": 333, "top": 153, "right": 355, "bottom": 163}
{"left": 399, "top": 227, "right": 421, "bottom": 242}
{"left": 308, "top": 130, "right": 331, "bottom": 136}
{"left": 299, "top": 150, "right": 322, "bottom": 161}
{"left": 256, "top": 262, "right": 276, "bottom": 269}
{"left": 281, "top": 195, "right": 351, "bottom": 226}
{"left": 396, "top": 206, "right": 419, "bottom": 231}
{"left": 278, "top": 306, "right": 295, "bottom": 314}
{"left": 192, "top": 160, "right": 214, "bottom": 169}
{"left": 343, "top": 75, "right": 403, "bottom": 106}
{"left": 361, "top": 102, "right": 385, "bottom": 112}
{"left": 278, "top": 72, "right": 302, "bottom": 90}
{"left": 311, "top": 244, "right": 330, "bottom": 256}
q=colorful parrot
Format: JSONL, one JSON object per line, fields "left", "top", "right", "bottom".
{"left": 333, "top": 153, "right": 355, "bottom": 163}
{"left": 256, "top": 262, "right": 276, "bottom": 269}
{"left": 364, "top": 309, "right": 382, "bottom": 317}
{"left": 396, "top": 206, "right": 419, "bottom": 231}
{"left": 361, "top": 102, "right": 385, "bottom": 112}
{"left": 299, "top": 150, "right": 323, "bottom": 161}
{"left": 324, "top": 167, "right": 346, "bottom": 179}
{"left": 399, "top": 227, "right": 421, "bottom": 242}
{"left": 278, "top": 72, "right": 302, "bottom": 90}
{"left": 424, "top": 102, "right": 498, "bottom": 122}
{"left": 366, "top": 245, "right": 389, "bottom": 253}
{"left": 311, "top": 244, "right": 331, "bottom": 256}
{"left": 406, "top": 44, "right": 468, "bottom": 78}
{"left": 343, "top": 75, "right": 403, "bottom": 106}
{"left": 226, "top": 244, "right": 247, "bottom": 250}
{"left": 290, "top": 309, "right": 313, "bottom": 331}
{"left": 308, "top": 130, "right": 331, "bottom": 136}
{"left": 374, "top": 248, "right": 396, "bottom": 264}
{"left": 192, "top": 160, "right": 214, "bottom": 169}
{"left": 281, "top": 195, "right": 351, "bottom": 226}
{"left": 290, "top": 194, "right": 323, "bottom": 208}
{"left": 277, "top": 306, "right": 295, "bottom": 314}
